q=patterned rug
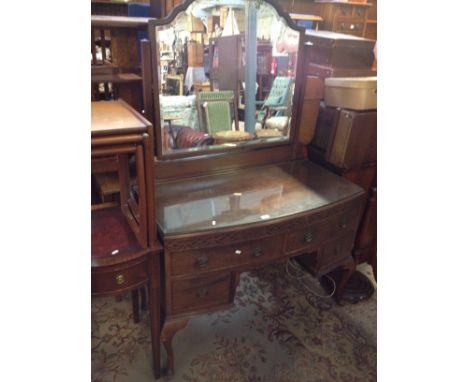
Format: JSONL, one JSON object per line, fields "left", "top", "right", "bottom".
{"left": 92, "top": 263, "right": 376, "bottom": 382}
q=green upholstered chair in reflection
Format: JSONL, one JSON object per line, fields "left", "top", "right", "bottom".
{"left": 196, "top": 90, "right": 239, "bottom": 134}
{"left": 256, "top": 76, "right": 293, "bottom": 126}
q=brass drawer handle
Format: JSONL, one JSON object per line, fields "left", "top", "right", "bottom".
{"left": 196, "top": 255, "right": 209, "bottom": 269}
{"left": 196, "top": 287, "right": 208, "bottom": 298}
{"left": 253, "top": 246, "right": 263, "bottom": 257}
{"left": 235, "top": 249, "right": 242, "bottom": 255}
{"left": 115, "top": 274, "right": 125, "bottom": 285}
{"left": 304, "top": 232, "right": 314, "bottom": 243}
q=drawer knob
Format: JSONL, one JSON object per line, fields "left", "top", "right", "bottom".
{"left": 196, "top": 255, "right": 209, "bottom": 268}
{"left": 196, "top": 287, "right": 208, "bottom": 298}
{"left": 350, "top": 24, "right": 355, "bottom": 30}
{"left": 115, "top": 274, "right": 125, "bottom": 285}
{"left": 304, "top": 232, "right": 314, "bottom": 243}
{"left": 253, "top": 246, "right": 263, "bottom": 257}
{"left": 235, "top": 249, "right": 242, "bottom": 255}
{"left": 339, "top": 219, "right": 348, "bottom": 229}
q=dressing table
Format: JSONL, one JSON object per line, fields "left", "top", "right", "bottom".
{"left": 144, "top": 0, "right": 366, "bottom": 375}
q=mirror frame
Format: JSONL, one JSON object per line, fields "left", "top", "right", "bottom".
{"left": 148, "top": 0, "right": 306, "bottom": 162}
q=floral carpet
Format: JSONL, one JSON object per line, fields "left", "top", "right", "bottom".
{"left": 92, "top": 263, "right": 376, "bottom": 382}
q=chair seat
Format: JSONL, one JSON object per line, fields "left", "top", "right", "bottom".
{"left": 236, "top": 121, "right": 262, "bottom": 131}
{"left": 265, "top": 116, "right": 289, "bottom": 131}
{"left": 214, "top": 130, "right": 254, "bottom": 143}
{"left": 255, "top": 129, "right": 284, "bottom": 138}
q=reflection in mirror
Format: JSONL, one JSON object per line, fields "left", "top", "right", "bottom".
{"left": 153, "top": 0, "right": 300, "bottom": 155}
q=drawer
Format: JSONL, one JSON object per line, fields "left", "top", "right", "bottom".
{"left": 353, "top": 6, "right": 367, "bottom": 20}
{"left": 170, "top": 235, "right": 284, "bottom": 276}
{"left": 284, "top": 223, "right": 321, "bottom": 254}
{"left": 334, "top": 20, "right": 365, "bottom": 35}
{"left": 92, "top": 258, "right": 148, "bottom": 296}
{"left": 284, "top": 200, "right": 362, "bottom": 254}
{"left": 319, "top": 201, "right": 363, "bottom": 240}
{"left": 317, "top": 232, "right": 356, "bottom": 274}
{"left": 171, "top": 272, "right": 232, "bottom": 314}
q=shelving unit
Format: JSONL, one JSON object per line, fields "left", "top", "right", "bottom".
{"left": 91, "top": 15, "right": 153, "bottom": 112}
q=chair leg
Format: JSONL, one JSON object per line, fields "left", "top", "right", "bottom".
{"left": 131, "top": 289, "right": 140, "bottom": 323}
{"left": 140, "top": 286, "right": 147, "bottom": 311}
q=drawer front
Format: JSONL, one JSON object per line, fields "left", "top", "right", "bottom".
{"left": 319, "top": 201, "right": 363, "bottom": 240}
{"left": 284, "top": 223, "right": 321, "bottom": 254}
{"left": 170, "top": 235, "right": 283, "bottom": 276}
{"left": 171, "top": 272, "right": 232, "bottom": 314}
{"left": 284, "top": 199, "right": 362, "bottom": 254}
{"left": 352, "top": 6, "right": 367, "bottom": 20}
{"left": 317, "top": 232, "right": 356, "bottom": 274}
{"left": 92, "top": 258, "right": 148, "bottom": 295}
{"left": 334, "top": 19, "right": 365, "bottom": 35}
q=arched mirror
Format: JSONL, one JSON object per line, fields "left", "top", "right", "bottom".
{"left": 149, "top": 0, "right": 304, "bottom": 157}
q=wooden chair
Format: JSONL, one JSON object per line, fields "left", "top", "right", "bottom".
{"left": 196, "top": 90, "right": 239, "bottom": 134}
{"left": 256, "top": 76, "right": 293, "bottom": 126}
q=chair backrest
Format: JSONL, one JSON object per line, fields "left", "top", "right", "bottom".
{"left": 263, "top": 76, "right": 292, "bottom": 108}
{"left": 205, "top": 101, "right": 232, "bottom": 134}
{"left": 196, "top": 90, "right": 239, "bottom": 134}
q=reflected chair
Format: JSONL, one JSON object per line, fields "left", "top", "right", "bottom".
{"left": 256, "top": 76, "right": 293, "bottom": 127}
{"left": 262, "top": 82, "right": 295, "bottom": 134}
{"left": 196, "top": 90, "right": 255, "bottom": 143}
{"left": 196, "top": 90, "right": 239, "bottom": 134}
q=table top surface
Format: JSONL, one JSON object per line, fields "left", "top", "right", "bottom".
{"left": 155, "top": 160, "right": 364, "bottom": 235}
{"left": 91, "top": 100, "right": 147, "bottom": 136}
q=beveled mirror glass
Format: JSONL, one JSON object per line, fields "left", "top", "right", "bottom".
{"left": 151, "top": 0, "right": 301, "bottom": 156}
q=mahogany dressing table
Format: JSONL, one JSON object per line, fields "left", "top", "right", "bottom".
{"left": 145, "top": 0, "right": 366, "bottom": 375}
{"left": 91, "top": 99, "right": 162, "bottom": 378}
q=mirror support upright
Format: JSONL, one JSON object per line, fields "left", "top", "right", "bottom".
{"left": 244, "top": 1, "right": 258, "bottom": 134}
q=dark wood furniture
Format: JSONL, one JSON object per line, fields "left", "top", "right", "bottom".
{"left": 364, "top": 0, "right": 377, "bottom": 41}
{"left": 208, "top": 36, "right": 273, "bottom": 101}
{"left": 308, "top": 103, "right": 377, "bottom": 280}
{"left": 300, "top": 31, "right": 376, "bottom": 146}
{"left": 145, "top": 0, "right": 369, "bottom": 376}
{"left": 91, "top": 99, "right": 162, "bottom": 379}
{"left": 91, "top": 15, "right": 153, "bottom": 112}
{"left": 156, "top": 161, "right": 365, "bottom": 374}
{"left": 92, "top": 0, "right": 151, "bottom": 16}
{"left": 309, "top": 0, "right": 372, "bottom": 38}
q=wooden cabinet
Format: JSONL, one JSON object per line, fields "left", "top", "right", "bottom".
{"left": 309, "top": 104, "right": 377, "bottom": 169}
{"left": 364, "top": 0, "right": 377, "bottom": 40}
{"left": 308, "top": 103, "right": 377, "bottom": 279}
{"left": 309, "top": 1, "right": 372, "bottom": 38}
{"left": 208, "top": 35, "right": 272, "bottom": 99}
